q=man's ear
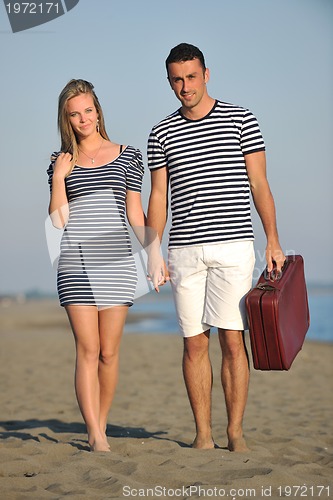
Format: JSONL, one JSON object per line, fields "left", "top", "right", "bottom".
{"left": 204, "top": 68, "right": 210, "bottom": 84}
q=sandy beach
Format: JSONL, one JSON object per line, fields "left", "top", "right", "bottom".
{"left": 0, "top": 299, "right": 332, "bottom": 500}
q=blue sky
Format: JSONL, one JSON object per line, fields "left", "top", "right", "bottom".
{"left": 0, "top": 0, "right": 332, "bottom": 294}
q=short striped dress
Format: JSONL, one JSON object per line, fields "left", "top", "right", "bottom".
{"left": 47, "top": 145, "right": 144, "bottom": 308}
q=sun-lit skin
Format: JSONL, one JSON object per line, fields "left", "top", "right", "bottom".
{"left": 148, "top": 48, "right": 286, "bottom": 454}
{"left": 167, "top": 59, "right": 215, "bottom": 119}
{"left": 48, "top": 81, "right": 150, "bottom": 452}
{"left": 66, "top": 93, "right": 99, "bottom": 140}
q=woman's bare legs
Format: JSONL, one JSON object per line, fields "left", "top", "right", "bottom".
{"left": 98, "top": 306, "right": 128, "bottom": 438}
{"left": 65, "top": 305, "right": 128, "bottom": 451}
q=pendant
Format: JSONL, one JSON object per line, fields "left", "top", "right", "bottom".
{"left": 92, "top": 159, "right": 95, "bottom": 164}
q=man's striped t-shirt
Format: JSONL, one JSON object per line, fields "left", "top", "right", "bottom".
{"left": 147, "top": 100, "right": 265, "bottom": 248}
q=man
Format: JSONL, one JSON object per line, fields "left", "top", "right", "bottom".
{"left": 147, "top": 43, "right": 285, "bottom": 452}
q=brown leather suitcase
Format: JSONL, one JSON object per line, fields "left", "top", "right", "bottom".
{"left": 245, "top": 255, "right": 310, "bottom": 370}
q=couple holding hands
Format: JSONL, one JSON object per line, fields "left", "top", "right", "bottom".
{"left": 47, "top": 43, "right": 285, "bottom": 452}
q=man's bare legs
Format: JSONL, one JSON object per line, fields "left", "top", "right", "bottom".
{"left": 218, "top": 329, "right": 250, "bottom": 452}
{"left": 65, "top": 305, "right": 128, "bottom": 452}
{"left": 183, "top": 328, "right": 250, "bottom": 451}
{"left": 182, "top": 330, "right": 215, "bottom": 449}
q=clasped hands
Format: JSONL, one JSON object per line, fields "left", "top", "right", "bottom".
{"left": 147, "top": 251, "right": 169, "bottom": 293}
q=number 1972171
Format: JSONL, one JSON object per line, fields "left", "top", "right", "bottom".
{"left": 277, "top": 485, "right": 330, "bottom": 497}
{"left": 6, "top": 3, "right": 60, "bottom": 14}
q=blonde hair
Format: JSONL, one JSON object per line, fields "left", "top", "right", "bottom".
{"left": 57, "top": 79, "right": 110, "bottom": 173}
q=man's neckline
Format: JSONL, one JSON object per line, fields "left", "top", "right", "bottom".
{"left": 179, "top": 99, "right": 217, "bottom": 122}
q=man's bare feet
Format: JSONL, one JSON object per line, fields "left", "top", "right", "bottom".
{"left": 192, "top": 435, "right": 215, "bottom": 449}
{"left": 228, "top": 435, "right": 249, "bottom": 452}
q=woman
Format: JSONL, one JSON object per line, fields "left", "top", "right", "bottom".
{"left": 47, "top": 79, "right": 147, "bottom": 452}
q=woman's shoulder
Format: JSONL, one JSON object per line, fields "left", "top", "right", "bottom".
{"left": 50, "top": 151, "right": 62, "bottom": 163}
{"left": 123, "top": 144, "right": 143, "bottom": 158}
{"left": 47, "top": 151, "right": 61, "bottom": 175}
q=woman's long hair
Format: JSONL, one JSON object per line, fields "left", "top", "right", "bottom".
{"left": 56, "top": 79, "right": 110, "bottom": 175}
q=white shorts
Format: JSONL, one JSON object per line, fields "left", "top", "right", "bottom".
{"left": 168, "top": 241, "right": 255, "bottom": 337}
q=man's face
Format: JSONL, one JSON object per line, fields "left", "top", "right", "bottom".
{"left": 167, "top": 58, "right": 209, "bottom": 111}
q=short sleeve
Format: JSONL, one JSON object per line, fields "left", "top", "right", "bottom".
{"left": 147, "top": 128, "right": 166, "bottom": 171}
{"left": 47, "top": 151, "right": 61, "bottom": 193}
{"left": 127, "top": 149, "right": 144, "bottom": 192}
{"left": 240, "top": 111, "right": 265, "bottom": 155}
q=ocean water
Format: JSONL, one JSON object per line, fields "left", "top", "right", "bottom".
{"left": 125, "top": 285, "right": 333, "bottom": 343}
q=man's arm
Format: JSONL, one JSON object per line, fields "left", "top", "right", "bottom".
{"left": 146, "top": 167, "right": 169, "bottom": 291}
{"left": 245, "top": 151, "right": 285, "bottom": 273}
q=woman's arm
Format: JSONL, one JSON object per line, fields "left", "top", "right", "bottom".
{"left": 125, "top": 190, "right": 147, "bottom": 241}
{"left": 48, "top": 152, "right": 72, "bottom": 228}
{"left": 126, "top": 188, "right": 167, "bottom": 291}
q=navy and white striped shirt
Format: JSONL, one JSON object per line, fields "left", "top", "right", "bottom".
{"left": 148, "top": 100, "right": 265, "bottom": 248}
{"left": 47, "top": 146, "right": 143, "bottom": 307}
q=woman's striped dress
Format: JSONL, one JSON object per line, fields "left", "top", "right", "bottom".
{"left": 47, "top": 145, "right": 144, "bottom": 308}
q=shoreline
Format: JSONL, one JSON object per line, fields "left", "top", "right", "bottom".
{"left": 1, "top": 296, "right": 332, "bottom": 343}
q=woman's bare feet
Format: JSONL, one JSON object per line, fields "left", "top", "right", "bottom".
{"left": 89, "top": 438, "right": 111, "bottom": 452}
{"left": 89, "top": 432, "right": 111, "bottom": 452}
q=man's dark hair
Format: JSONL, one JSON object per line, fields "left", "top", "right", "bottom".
{"left": 165, "top": 43, "right": 206, "bottom": 75}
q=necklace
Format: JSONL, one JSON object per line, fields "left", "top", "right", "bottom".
{"left": 78, "top": 138, "right": 104, "bottom": 164}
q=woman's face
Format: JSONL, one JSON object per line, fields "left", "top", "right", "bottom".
{"left": 66, "top": 93, "right": 98, "bottom": 140}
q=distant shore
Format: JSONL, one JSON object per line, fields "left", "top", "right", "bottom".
{"left": 1, "top": 280, "right": 333, "bottom": 302}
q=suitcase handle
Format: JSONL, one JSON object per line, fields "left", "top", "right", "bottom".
{"left": 263, "top": 259, "right": 288, "bottom": 282}
{"left": 256, "top": 283, "right": 277, "bottom": 291}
